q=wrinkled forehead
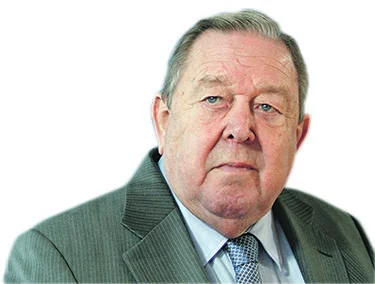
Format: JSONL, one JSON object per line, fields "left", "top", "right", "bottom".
{"left": 190, "top": 30, "right": 291, "bottom": 60}
{"left": 183, "top": 30, "right": 298, "bottom": 94}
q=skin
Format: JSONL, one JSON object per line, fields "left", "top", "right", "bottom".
{"left": 152, "top": 30, "right": 310, "bottom": 238}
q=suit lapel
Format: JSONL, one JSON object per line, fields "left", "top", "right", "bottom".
{"left": 274, "top": 190, "right": 349, "bottom": 283}
{"left": 120, "top": 150, "right": 209, "bottom": 283}
{"left": 123, "top": 209, "right": 209, "bottom": 283}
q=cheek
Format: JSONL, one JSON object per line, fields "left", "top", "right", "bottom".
{"left": 259, "top": 130, "right": 297, "bottom": 189}
{"left": 164, "top": 116, "right": 222, "bottom": 185}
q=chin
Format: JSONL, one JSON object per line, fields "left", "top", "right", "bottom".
{"left": 205, "top": 193, "right": 262, "bottom": 220}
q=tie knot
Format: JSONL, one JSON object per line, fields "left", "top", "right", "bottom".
{"left": 226, "top": 233, "right": 259, "bottom": 266}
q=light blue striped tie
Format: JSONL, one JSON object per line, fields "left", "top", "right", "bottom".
{"left": 226, "top": 233, "right": 261, "bottom": 283}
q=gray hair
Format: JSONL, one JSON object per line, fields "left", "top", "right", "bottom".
{"left": 160, "top": 9, "right": 308, "bottom": 122}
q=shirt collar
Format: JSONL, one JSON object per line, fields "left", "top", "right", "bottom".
{"left": 250, "top": 210, "right": 284, "bottom": 271}
{"left": 158, "top": 156, "right": 284, "bottom": 270}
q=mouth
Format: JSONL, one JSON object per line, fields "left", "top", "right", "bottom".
{"left": 214, "top": 162, "right": 257, "bottom": 172}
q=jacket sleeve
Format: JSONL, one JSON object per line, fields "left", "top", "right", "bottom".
{"left": 4, "top": 229, "right": 77, "bottom": 283}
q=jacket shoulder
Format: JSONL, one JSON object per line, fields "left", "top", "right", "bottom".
{"left": 281, "top": 188, "right": 356, "bottom": 223}
{"left": 4, "top": 228, "right": 78, "bottom": 282}
{"left": 279, "top": 188, "right": 374, "bottom": 266}
{"left": 5, "top": 187, "right": 138, "bottom": 282}
{"left": 35, "top": 187, "right": 125, "bottom": 236}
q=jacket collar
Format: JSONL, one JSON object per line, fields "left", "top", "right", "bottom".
{"left": 274, "top": 189, "right": 349, "bottom": 283}
{"left": 120, "top": 149, "right": 209, "bottom": 283}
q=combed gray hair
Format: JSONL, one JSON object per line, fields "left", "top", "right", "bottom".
{"left": 160, "top": 9, "right": 308, "bottom": 122}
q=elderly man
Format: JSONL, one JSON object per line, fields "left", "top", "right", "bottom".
{"left": 5, "top": 9, "right": 374, "bottom": 283}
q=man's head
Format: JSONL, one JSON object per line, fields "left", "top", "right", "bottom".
{"left": 152, "top": 9, "right": 310, "bottom": 238}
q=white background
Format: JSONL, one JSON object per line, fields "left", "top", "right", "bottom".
{"left": 1, "top": 1, "right": 374, "bottom": 277}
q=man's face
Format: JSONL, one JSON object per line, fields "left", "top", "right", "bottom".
{"left": 153, "top": 31, "right": 309, "bottom": 238}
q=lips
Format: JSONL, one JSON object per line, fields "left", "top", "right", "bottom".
{"left": 214, "top": 162, "right": 257, "bottom": 171}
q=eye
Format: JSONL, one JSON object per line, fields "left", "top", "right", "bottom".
{"left": 205, "top": 96, "right": 222, "bottom": 105}
{"left": 259, "top": 103, "right": 274, "bottom": 112}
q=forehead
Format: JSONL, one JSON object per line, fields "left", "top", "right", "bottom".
{"left": 194, "top": 30, "right": 286, "bottom": 52}
{"left": 182, "top": 30, "right": 297, "bottom": 94}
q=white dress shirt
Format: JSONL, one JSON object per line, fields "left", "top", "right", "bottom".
{"left": 158, "top": 157, "right": 305, "bottom": 283}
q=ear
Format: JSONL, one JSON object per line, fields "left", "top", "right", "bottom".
{"left": 152, "top": 93, "right": 170, "bottom": 155}
{"left": 296, "top": 114, "right": 310, "bottom": 150}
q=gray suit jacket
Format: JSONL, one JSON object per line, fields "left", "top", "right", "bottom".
{"left": 4, "top": 149, "right": 374, "bottom": 283}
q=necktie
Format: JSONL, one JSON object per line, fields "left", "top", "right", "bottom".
{"left": 226, "top": 233, "right": 262, "bottom": 283}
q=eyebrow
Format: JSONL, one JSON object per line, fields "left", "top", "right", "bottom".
{"left": 195, "top": 75, "right": 230, "bottom": 89}
{"left": 195, "top": 75, "right": 292, "bottom": 98}
{"left": 257, "top": 85, "right": 290, "bottom": 96}
{"left": 255, "top": 85, "right": 294, "bottom": 108}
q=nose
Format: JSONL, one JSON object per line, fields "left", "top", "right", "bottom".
{"left": 223, "top": 102, "right": 256, "bottom": 144}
